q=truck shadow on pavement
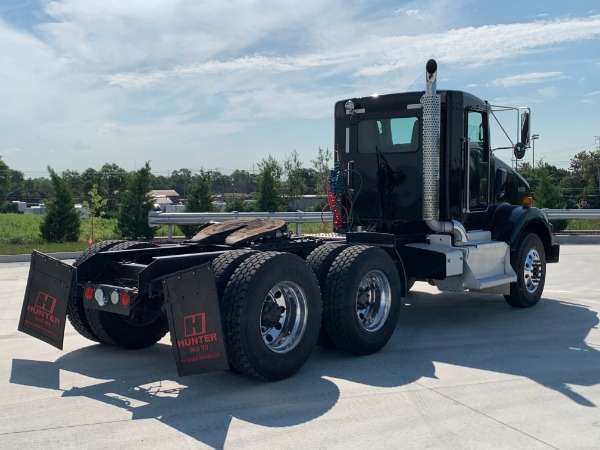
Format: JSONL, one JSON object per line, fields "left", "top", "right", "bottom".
{"left": 10, "top": 289, "right": 600, "bottom": 448}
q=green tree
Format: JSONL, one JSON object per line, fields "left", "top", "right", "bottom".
{"left": 231, "top": 169, "right": 257, "bottom": 194}
{"left": 210, "top": 170, "right": 233, "bottom": 195}
{"left": 0, "top": 157, "right": 10, "bottom": 202}
{"left": 82, "top": 183, "right": 108, "bottom": 242}
{"left": 99, "top": 163, "right": 129, "bottom": 212}
{"left": 7, "top": 168, "right": 25, "bottom": 201}
{"left": 533, "top": 168, "right": 568, "bottom": 232}
{"left": 256, "top": 155, "right": 282, "bottom": 212}
{"left": 282, "top": 150, "right": 306, "bottom": 210}
{"left": 81, "top": 168, "right": 102, "bottom": 200}
{"left": 22, "top": 177, "right": 52, "bottom": 203}
{"left": 62, "top": 170, "right": 84, "bottom": 202}
{"left": 170, "top": 168, "right": 193, "bottom": 199}
{"left": 40, "top": 167, "right": 81, "bottom": 242}
{"left": 311, "top": 147, "right": 332, "bottom": 197}
{"left": 180, "top": 171, "right": 215, "bottom": 238}
{"left": 118, "top": 162, "right": 155, "bottom": 240}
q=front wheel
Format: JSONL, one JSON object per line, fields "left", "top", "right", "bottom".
{"left": 220, "top": 252, "right": 321, "bottom": 380}
{"left": 504, "top": 232, "right": 546, "bottom": 308}
{"left": 323, "top": 245, "right": 401, "bottom": 355}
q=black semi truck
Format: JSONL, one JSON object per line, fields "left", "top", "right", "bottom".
{"left": 19, "top": 60, "right": 559, "bottom": 381}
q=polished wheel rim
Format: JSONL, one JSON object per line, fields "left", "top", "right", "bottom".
{"left": 260, "top": 281, "right": 308, "bottom": 353}
{"left": 523, "top": 248, "right": 542, "bottom": 293}
{"left": 356, "top": 269, "right": 392, "bottom": 332}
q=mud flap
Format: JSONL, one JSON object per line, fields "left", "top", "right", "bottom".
{"left": 18, "top": 251, "right": 75, "bottom": 350}
{"left": 162, "top": 263, "right": 228, "bottom": 376}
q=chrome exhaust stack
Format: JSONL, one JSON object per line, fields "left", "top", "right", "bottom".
{"left": 421, "top": 59, "right": 467, "bottom": 244}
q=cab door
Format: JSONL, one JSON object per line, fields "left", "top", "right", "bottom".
{"left": 463, "top": 109, "right": 492, "bottom": 229}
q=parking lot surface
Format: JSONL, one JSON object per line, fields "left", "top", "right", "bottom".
{"left": 1, "top": 244, "right": 599, "bottom": 449}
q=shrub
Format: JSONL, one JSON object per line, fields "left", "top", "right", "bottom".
{"left": 40, "top": 167, "right": 80, "bottom": 242}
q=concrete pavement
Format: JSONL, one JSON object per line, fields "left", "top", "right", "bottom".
{"left": 0, "top": 244, "right": 599, "bottom": 449}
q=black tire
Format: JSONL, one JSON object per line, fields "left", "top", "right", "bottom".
{"left": 212, "top": 249, "right": 257, "bottom": 298}
{"left": 84, "top": 241, "right": 169, "bottom": 348}
{"left": 221, "top": 252, "right": 321, "bottom": 380}
{"left": 504, "top": 232, "right": 546, "bottom": 308}
{"left": 67, "top": 240, "right": 125, "bottom": 342}
{"left": 74, "top": 240, "right": 125, "bottom": 266}
{"left": 323, "top": 245, "right": 401, "bottom": 355}
{"left": 306, "top": 243, "right": 348, "bottom": 348}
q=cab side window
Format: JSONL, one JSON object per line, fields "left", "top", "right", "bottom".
{"left": 467, "top": 111, "right": 489, "bottom": 210}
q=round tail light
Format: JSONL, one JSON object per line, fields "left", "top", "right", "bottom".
{"left": 121, "top": 292, "right": 131, "bottom": 307}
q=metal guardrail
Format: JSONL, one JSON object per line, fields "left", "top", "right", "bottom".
{"left": 542, "top": 209, "right": 600, "bottom": 220}
{"left": 148, "top": 209, "right": 600, "bottom": 241}
{"left": 148, "top": 211, "right": 334, "bottom": 240}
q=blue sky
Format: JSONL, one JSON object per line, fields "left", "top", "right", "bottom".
{"left": 0, "top": 0, "right": 599, "bottom": 177}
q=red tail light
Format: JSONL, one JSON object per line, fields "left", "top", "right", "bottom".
{"left": 121, "top": 292, "right": 131, "bottom": 307}
{"left": 84, "top": 286, "right": 94, "bottom": 301}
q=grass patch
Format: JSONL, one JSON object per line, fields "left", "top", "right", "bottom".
{"left": 0, "top": 241, "right": 91, "bottom": 255}
{"left": 288, "top": 222, "right": 334, "bottom": 234}
{"left": 0, "top": 214, "right": 187, "bottom": 255}
{"left": 0, "top": 214, "right": 121, "bottom": 255}
{"left": 565, "top": 220, "right": 600, "bottom": 231}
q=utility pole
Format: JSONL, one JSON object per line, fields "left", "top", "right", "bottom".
{"left": 532, "top": 134, "right": 539, "bottom": 169}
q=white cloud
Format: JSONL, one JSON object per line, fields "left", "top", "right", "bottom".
{"left": 395, "top": 8, "right": 421, "bottom": 17}
{"left": 2, "top": 1, "right": 600, "bottom": 172}
{"left": 0, "top": 147, "right": 22, "bottom": 155}
{"left": 103, "top": 15, "right": 600, "bottom": 88}
{"left": 537, "top": 86, "right": 559, "bottom": 100}
{"left": 493, "top": 72, "right": 566, "bottom": 88}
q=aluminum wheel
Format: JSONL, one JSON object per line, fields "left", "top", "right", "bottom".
{"left": 260, "top": 281, "right": 308, "bottom": 354}
{"left": 355, "top": 269, "right": 392, "bottom": 332}
{"left": 523, "top": 248, "right": 543, "bottom": 293}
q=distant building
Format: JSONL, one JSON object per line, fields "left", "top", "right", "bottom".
{"left": 149, "top": 189, "right": 181, "bottom": 212}
{"left": 149, "top": 189, "right": 181, "bottom": 203}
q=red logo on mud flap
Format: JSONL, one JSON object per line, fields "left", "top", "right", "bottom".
{"left": 35, "top": 291, "right": 58, "bottom": 314}
{"left": 183, "top": 313, "right": 206, "bottom": 338}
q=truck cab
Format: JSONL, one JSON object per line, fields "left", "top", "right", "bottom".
{"left": 331, "top": 60, "right": 559, "bottom": 306}
{"left": 334, "top": 89, "right": 532, "bottom": 235}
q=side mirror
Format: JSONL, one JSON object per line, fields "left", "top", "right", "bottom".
{"left": 514, "top": 142, "right": 526, "bottom": 160}
{"left": 520, "top": 111, "right": 530, "bottom": 146}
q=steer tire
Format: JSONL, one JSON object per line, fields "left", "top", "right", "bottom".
{"left": 221, "top": 252, "right": 321, "bottom": 380}
{"left": 323, "top": 245, "right": 401, "bottom": 355}
{"left": 504, "top": 232, "right": 546, "bottom": 308}
{"left": 306, "top": 243, "right": 348, "bottom": 348}
{"left": 67, "top": 240, "right": 125, "bottom": 342}
{"left": 84, "top": 241, "right": 169, "bottom": 349}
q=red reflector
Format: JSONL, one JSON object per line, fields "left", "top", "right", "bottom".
{"left": 121, "top": 292, "right": 131, "bottom": 307}
{"left": 84, "top": 286, "right": 94, "bottom": 301}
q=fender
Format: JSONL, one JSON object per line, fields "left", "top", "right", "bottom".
{"left": 346, "top": 232, "right": 409, "bottom": 296}
{"left": 490, "top": 203, "right": 560, "bottom": 263}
